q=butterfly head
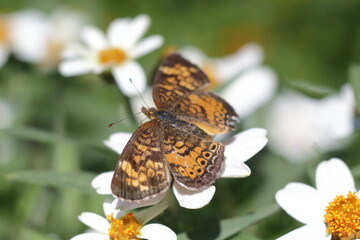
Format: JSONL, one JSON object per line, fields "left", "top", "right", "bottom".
{"left": 141, "top": 107, "right": 157, "bottom": 120}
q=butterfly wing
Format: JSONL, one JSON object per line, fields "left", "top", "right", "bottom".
{"left": 153, "top": 53, "right": 238, "bottom": 135}
{"left": 171, "top": 91, "right": 238, "bottom": 135}
{"left": 111, "top": 120, "right": 171, "bottom": 201}
{"left": 152, "top": 53, "right": 210, "bottom": 109}
{"left": 162, "top": 119, "right": 225, "bottom": 190}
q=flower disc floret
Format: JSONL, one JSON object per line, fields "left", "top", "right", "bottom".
{"left": 324, "top": 191, "right": 360, "bottom": 240}
{"left": 99, "top": 47, "right": 127, "bottom": 65}
{"left": 107, "top": 213, "right": 141, "bottom": 240}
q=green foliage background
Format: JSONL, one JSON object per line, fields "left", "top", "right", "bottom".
{"left": 1, "top": 0, "right": 360, "bottom": 239}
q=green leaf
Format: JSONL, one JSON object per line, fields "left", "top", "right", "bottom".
{"left": 177, "top": 204, "right": 279, "bottom": 240}
{"left": 288, "top": 80, "right": 335, "bottom": 98}
{"left": 349, "top": 64, "right": 360, "bottom": 112}
{"left": 229, "top": 232, "right": 263, "bottom": 240}
{"left": 6, "top": 170, "right": 97, "bottom": 194}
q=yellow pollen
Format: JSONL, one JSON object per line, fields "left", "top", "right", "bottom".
{"left": 98, "top": 48, "right": 126, "bottom": 65}
{"left": 324, "top": 192, "right": 360, "bottom": 240}
{"left": 0, "top": 18, "right": 9, "bottom": 43}
{"left": 107, "top": 213, "right": 141, "bottom": 240}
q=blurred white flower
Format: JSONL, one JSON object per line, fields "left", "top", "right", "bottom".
{"left": 92, "top": 128, "right": 267, "bottom": 210}
{"left": 10, "top": 9, "right": 50, "bottom": 63}
{"left": 180, "top": 43, "right": 278, "bottom": 118}
{"left": 266, "top": 84, "right": 355, "bottom": 162}
{"left": 71, "top": 200, "right": 176, "bottom": 240}
{"left": 275, "top": 158, "right": 360, "bottom": 240}
{"left": 40, "top": 8, "right": 86, "bottom": 69}
{"left": 59, "top": 14, "right": 163, "bottom": 96}
{"left": 0, "top": 14, "right": 11, "bottom": 68}
{"left": 7, "top": 8, "right": 85, "bottom": 69}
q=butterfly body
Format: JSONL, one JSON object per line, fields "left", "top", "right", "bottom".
{"left": 111, "top": 53, "right": 238, "bottom": 202}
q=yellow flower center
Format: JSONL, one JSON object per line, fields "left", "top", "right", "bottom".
{"left": 107, "top": 213, "right": 141, "bottom": 240}
{"left": 324, "top": 192, "right": 360, "bottom": 240}
{"left": 0, "top": 18, "right": 9, "bottom": 43}
{"left": 98, "top": 47, "right": 127, "bottom": 65}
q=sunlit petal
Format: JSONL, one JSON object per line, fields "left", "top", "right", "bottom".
{"left": 276, "top": 223, "right": 328, "bottom": 240}
{"left": 173, "top": 182, "right": 215, "bottom": 209}
{"left": 276, "top": 183, "right": 323, "bottom": 224}
{"left": 91, "top": 171, "right": 113, "bottom": 195}
{"left": 316, "top": 158, "right": 356, "bottom": 200}
{"left": 78, "top": 212, "right": 109, "bottom": 233}
{"left": 112, "top": 61, "right": 146, "bottom": 96}
{"left": 131, "top": 35, "right": 163, "bottom": 58}
{"left": 140, "top": 224, "right": 177, "bottom": 240}
{"left": 103, "top": 132, "right": 132, "bottom": 154}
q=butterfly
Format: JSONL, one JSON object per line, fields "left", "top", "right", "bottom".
{"left": 111, "top": 53, "right": 238, "bottom": 202}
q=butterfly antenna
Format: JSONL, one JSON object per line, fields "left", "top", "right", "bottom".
{"left": 129, "top": 78, "right": 150, "bottom": 109}
{"left": 108, "top": 111, "right": 142, "bottom": 128}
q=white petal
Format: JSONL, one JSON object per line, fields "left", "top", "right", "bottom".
{"left": 103, "top": 132, "right": 132, "bottom": 154}
{"left": 107, "top": 18, "right": 131, "bottom": 47}
{"left": 179, "top": 46, "right": 207, "bottom": 67}
{"left": 131, "top": 35, "right": 163, "bottom": 59}
{"left": 102, "top": 198, "right": 116, "bottom": 216}
{"left": 91, "top": 171, "right": 113, "bottom": 195}
{"left": 140, "top": 224, "right": 177, "bottom": 240}
{"left": 221, "top": 161, "right": 251, "bottom": 178}
{"left": 224, "top": 128, "right": 268, "bottom": 163}
{"left": 78, "top": 212, "right": 109, "bottom": 233}
{"left": 58, "top": 59, "right": 93, "bottom": 76}
{"left": 81, "top": 26, "right": 107, "bottom": 51}
{"left": 128, "top": 14, "right": 150, "bottom": 43}
{"left": 316, "top": 158, "right": 356, "bottom": 200}
{"left": 112, "top": 190, "right": 167, "bottom": 211}
{"left": 275, "top": 183, "right": 324, "bottom": 224}
{"left": 276, "top": 223, "right": 328, "bottom": 240}
{"left": 10, "top": 10, "right": 50, "bottom": 63}
{"left": 61, "top": 43, "right": 90, "bottom": 59}
{"left": 108, "top": 14, "right": 150, "bottom": 50}
{"left": 112, "top": 61, "right": 146, "bottom": 96}
{"left": 173, "top": 182, "right": 215, "bottom": 209}
{"left": 133, "top": 201, "right": 168, "bottom": 224}
{"left": 71, "top": 232, "right": 108, "bottom": 240}
{"left": 221, "top": 66, "right": 277, "bottom": 118}
{"left": 214, "top": 43, "right": 264, "bottom": 82}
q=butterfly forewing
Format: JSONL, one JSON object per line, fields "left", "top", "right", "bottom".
{"left": 111, "top": 120, "right": 171, "bottom": 201}
{"left": 152, "top": 53, "right": 210, "bottom": 109}
{"left": 171, "top": 91, "right": 238, "bottom": 135}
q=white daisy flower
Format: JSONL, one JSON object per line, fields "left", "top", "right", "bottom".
{"left": 275, "top": 158, "right": 360, "bottom": 240}
{"left": 92, "top": 128, "right": 267, "bottom": 210}
{"left": 266, "top": 84, "right": 355, "bottom": 162}
{"left": 9, "top": 9, "right": 50, "bottom": 63}
{"left": 59, "top": 14, "right": 163, "bottom": 96}
{"left": 71, "top": 200, "right": 176, "bottom": 240}
{"left": 38, "top": 8, "right": 86, "bottom": 70}
{"left": 180, "top": 44, "right": 278, "bottom": 118}
{"left": 1, "top": 8, "right": 85, "bottom": 69}
{"left": 0, "top": 14, "right": 11, "bottom": 68}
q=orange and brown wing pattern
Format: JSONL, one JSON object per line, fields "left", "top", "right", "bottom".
{"left": 172, "top": 91, "right": 238, "bottom": 135}
{"left": 162, "top": 119, "right": 224, "bottom": 190}
{"left": 111, "top": 120, "right": 171, "bottom": 201}
{"left": 152, "top": 53, "right": 210, "bottom": 109}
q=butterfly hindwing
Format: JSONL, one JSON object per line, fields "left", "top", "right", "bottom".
{"left": 111, "top": 120, "right": 171, "bottom": 201}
